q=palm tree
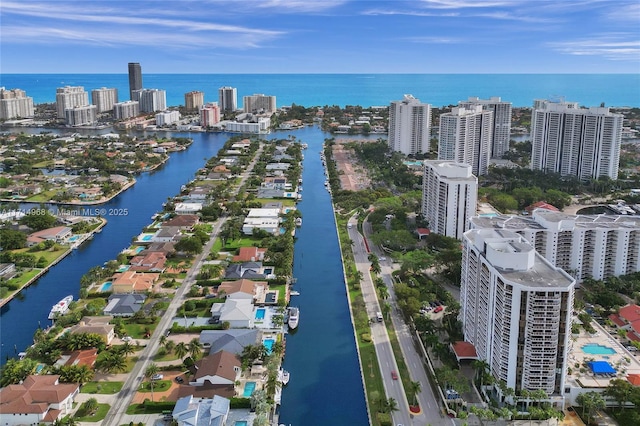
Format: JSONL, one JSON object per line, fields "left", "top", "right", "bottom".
{"left": 382, "top": 397, "right": 399, "bottom": 414}
{"left": 118, "top": 342, "right": 135, "bottom": 358}
{"left": 188, "top": 338, "right": 202, "bottom": 360}
{"left": 410, "top": 381, "right": 421, "bottom": 406}
{"left": 175, "top": 342, "right": 188, "bottom": 360}
{"left": 377, "top": 285, "right": 389, "bottom": 300}
{"left": 83, "top": 397, "right": 99, "bottom": 416}
{"left": 164, "top": 340, "right": 175, "bottom": 354}
{"left": 145, "top": 363, "right": 159, "bottom": 402}
{"left": 159, "top": 335, "right": 167, "bottom": 347}
{"left": 472, "top": 359, "right": 491, "bottom": 389}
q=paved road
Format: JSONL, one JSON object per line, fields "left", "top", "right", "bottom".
{"left": 350, "top": 217, "right": 452, "bottom": 426}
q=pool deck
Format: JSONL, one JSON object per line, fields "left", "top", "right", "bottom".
{"left": 566, "top": 319, "right": 640, "bottom": 389}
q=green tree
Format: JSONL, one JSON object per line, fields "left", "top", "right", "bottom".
{"left": 20, "top": 209, "right": 57, "bottom": 231}
{"left": 605, "top": 378, "right": 635, "bottom": 412}
{"left": 175, "top": 342, "right": 188, "bottom": 360}
{"left": 144, "top": 363, "right": 159, "bottom": 402}
{"left": 188, "top": 338, "right": 202, "bottom": 360}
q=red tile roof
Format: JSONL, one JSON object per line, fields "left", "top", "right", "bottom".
{"left": 526, "top": 201, "right": 559, "bottom": 213}
{"left": 451, "top": 341, "right": 478, "bottom": 359}
{"left": 609, "top": 313, "right": 626, "bottom": 327}
{"left": 619, "top": 304, "right": 640, "bottom": 334}
{"left": 0, "top": 375, "right": 78, "bottom": 416}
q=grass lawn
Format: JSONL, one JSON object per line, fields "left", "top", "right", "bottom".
{"left": 12, "top": 245, "right": 69, "bottom": 264}
{"left": 211, "top": 237, "right": 223, "bottom": 253}
{"left": 154, "top": 350, "right": 180, "bottom": 362}
{"left": 74, "top": 403, "right": 110, "bottom": 422}
{"left": 126, "top": 402, "right": 176, "bottom": 415}
{"left": 24, "top": 189, "right": 58, "bottom": 202}
{"left": 5, "top": 268, "right": 41, "bottom": 289}
{"left": 223, "top": 237, "right": 260, "bottom": 250}
{"left": 386, "top": 320, "right": 415, "bottom": 404}
{"left": 123, "top": 322, "right": 158, "bottom": 339}
{"left": 254, "top": 198, "right": 297, "bottom": 207}
{"left": 81, "top": 381, "right": 124, "bottom": 394}
{"left": 138, "top": 379, "right": 171, "bottom": 393}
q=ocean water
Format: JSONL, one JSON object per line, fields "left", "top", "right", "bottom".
{"left": 1, "top": 74, "right": 639, "bottom": 108}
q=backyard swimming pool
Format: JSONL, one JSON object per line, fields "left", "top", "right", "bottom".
{"left": 582, "top": 343, "right": 616, "bottom": 355}
{"left": 100, "top": 281, "right": 112, "bottom": 292}
{"left": 263, "top": 338, "right": 275, "bottom": 354}
{"left": 242, "top": 382, "right": 256, "bottom": 398}
{"left": 234, "top": 421, "right": 248, "bottom": 426}
{"left": 68, "top": 235, "right": 80, "bottom": 242}
{"left": 255, "top": 308, "right": 266, "bottom": 320}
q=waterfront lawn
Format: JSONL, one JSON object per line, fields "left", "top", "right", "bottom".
{"left": 73, "top": 402, "right": 110, "bottom": 422}
{"left": 254, "top": 198, "right": 297, "bottom": 208}
{"left": 81, "top": 381, "right": 124, "bottom": 394}
{"left": 12, "top": 244, "right": 69, "bottom": 265}
{"left": 24, "top": 190, "right": 59, "bottom": 202}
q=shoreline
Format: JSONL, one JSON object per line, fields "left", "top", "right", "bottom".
{"left": 0, "top": 217, "right": 107, "bottom": 309}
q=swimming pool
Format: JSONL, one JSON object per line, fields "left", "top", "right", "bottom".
{"left": 134, "top": 246, "right": 145, "bottom": 254}
{"left": 141, "top": 234, "right": 154, "bottom": 241}
{"left": 582, "top": 343, "right": 616, "bottom": 355}
{"left": 234, "top": 421, "right": 248, "bottom": 426}
{"left": 117, "top": 265, "right": 130, "bottom": 272}
{"left": 263, "top": 338, "right": 275, "bottom": 354}
{"left": 479, "top": 213, "right": 499, "bottom": 218}
{"left": 100, "top": 281, "right": 112, "bottom": 292}
{"left": 35, "top": 364, "right": 45, "bottom": 374}
{"left": 255, "top": 308, "right": 266, "bottom": 320}
{"left": 68, "top": 235, "right": 80, "bottom": 242}
{"left": 242, "top": 381, "right": 256, "bottom": 398}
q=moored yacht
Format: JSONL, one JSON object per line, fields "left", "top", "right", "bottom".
{"left": 49, "top": 295, "right": 73, "bottom": 320}
{"left": 288, "top": 306, "right": 299, "bottom": 329}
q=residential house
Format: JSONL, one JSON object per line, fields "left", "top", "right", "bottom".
{"left": 610, "top": 304, "right": 640, "bottom": 341}
{"left": 111, "top": 270, "right": 159, "bottom": 293}
{"left": 153, "top": 227, "right": 182, "bottom": 243}
{"left": 68, "top": 316, "right": 115, "bottom": 344}
{"left": 26, "top": 226, "right": 72, "bottom": 246}
{"left": 0, "top": 375, "right": 79, "bottom": 425}
{"left": 142, "top": 242, "right": 176, "bottom": 257}
{"left": 232, "top": 247, "right": 266, "bottom": 262}
{"left": 103, "top": 293, "right": 146, "bottom": 317}
{"left": 190, "top": 350, "right": 241, "bottom": 388}
{"left": 199, "top": 329, "right": 260, "bottom": 356}
{"left": 210, "top": 299, "right": 255, "bottom": 328}
{"left": 163, "top": 214, "right": 199, "bottom": 230}
{"left": 224, "top": 262, "right": 266, "bottom": 280}
{"left": 129, "top": 252, "right": 167, "bottom": 272}
{"left": 172, "top": 395, "right": 230, "bottom": 426}
{"left": 174, "top": 202, "right": 203, "bottom": 215}
{"left": 217, "top": 279, "right": 268, "bottom": 302}
{"left": 55, "top": 349, "right": 98, "bottom": 368}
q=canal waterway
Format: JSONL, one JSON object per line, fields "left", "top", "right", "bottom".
{"left": 0, "top": 125, "right": 368, "bottom": 425}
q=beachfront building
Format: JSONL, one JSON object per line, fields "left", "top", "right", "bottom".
{"left": 185, "top": 90, "right": 204, "bottom": 112}
{"left": 128, "top": 62, "right": 143, "bottom": 100}
{"left": 461, "top": 228, "right": 575, "bottom": 399}
{"left": 55, "top": 86, "right": 89, "bottom": 119}
{"left": 422, "top": 161, "right": 477, "bottom": 240}
{"left": 470, "top": 209, "right": 640, "bottom": 282}
{"left": 458, "top": 96, "right": 512, "bottom": 158}
{"left": 64, "top": 105, "right": 97, "bottom": 127}
{"left": 388, "top": 94, "right": 431, "bottom": 156}
{"left": 224, "top": 116, "right": 270, "bottom": 134}
{"left": 91, "top": 87, "right": 118, "bottom": 113}
{"left": 219, "top": 86, "right": 237, "bottom": 112}
{"left": 0, "top": 87, "right": 34, "bottom": 120}
{"left": 156, "top": 110, "right": 181, "bottom": 126}
{"left": 113, "top": 100, "right": 140, "bottom": 120}
{"left": 531, "top": 100, "right": 623, "bottom": 180}
{"left": 243, "top": 94, "right": 276, "bottom": 114}
{"left": 438, "top": 105, "right": 493, "bottom": 176}
{"left": 132, "top": 89, "right": 167, "bottom": 113}
{"left": 200, "top": 102, "right": 221, "bottom": 127}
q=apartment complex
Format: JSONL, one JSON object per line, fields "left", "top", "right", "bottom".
{"left": 242, "top": 94, "right": 276, "bottom": 114}
{"left": 132, "top": 89, "right": 167, "bottom": 113}
{"left": 0, "top": 87, "right": 34, "bottom": 120}
{"left": 531, "top": 100, "right": 623, "bottom": 180}
{"left": 91, "top": 87, "right": 118, "bottom": 113}
{"left": 459, "top": 96, "right": 512, "bottom": 158}
{"left": 64, "top": 105, "right": 97, "bottom": 127}
{"left": 200, "top": 102, "right": 221, "bottom": 128}
{"left": 156, "top": 110, "right": 180, "bottom": 126}
{"left": 461, "top": 228, "right": 575, "bottom": 395}
{"left": 128, "top": 62, "right": 143, "bottom": 100}
{"left": 388, "top": 94, "right": 431, "bottom": 156}
{"left": 185, "top": 91, "right": 204, "bottom": 112}
{"left": 218, "top": 86, "right": 237, "bottom": 112}
{"left": 113, "top": 100, "right": 140, "bottom": 120}
{"left": 438, "top": 105, "right": 493, "bottom": 176}
{"left": 470, "top": 209, "right": 640, "bottom": 281}
{"left": 422, "top": 161, "right": 478, "bottom": 240}
{"left": 55, "top": 86, "right": 89, "bottom": 119}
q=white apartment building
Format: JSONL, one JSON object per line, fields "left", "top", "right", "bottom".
{"left": 200, "top": 102, "right": 220, "bottom": 127}
{"left": 388, "top": 94, "right": 431, "bottom": 156}
{"left": 470, "top": 209, "right": 640, "bottom": 282}
{"left": 184, "top": 91, "right": 204, "bottom": 111}
{"left": 531, "top": 100, "right": 623, "bottom": 180}
{"left": 218, "top": 86, "right": 237, "bottom": 112}
{"left": 132, "top": 89, "right": 167, "bottom": 113}
{"left": 56, "top": 86, "right": 89, "bottom": 119}
{"left": 224, "top": 117, "right": 271, "bottom": 134}
{"left": 91, "top": 87, "right": 118, "bottom": 113}
{"left": 113, "top": 100, "right": 140, "bottom": 120}
{"left": 459, "top": 96, "right": 512, "bottom": 158}
{"left": 64, "top": 105, "right": 97, "bottom": 127}
{"left": 461, "top": 228, "right": 575, "bottom": 396}
{"left": 155, "top": 110, "right": 181, "bottom": 126}
{"left": 242, "top": 94, "right": 276, "bottom": 114}
{"left": 0, "top": 87, "right": 35, "bottom": 120}
{"left": 422, "top": 161, "right": 478, "bottom": 240}
{"left": 438, "top": 105, "right": 493, "bottom": 176}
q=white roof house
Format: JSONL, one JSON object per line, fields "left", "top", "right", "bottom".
{"left": 218, "top": 299, "right": 255, "bottom": 328}
{"left": 172, "top": 395, "right": 230, "bottom": 426}
{"left": 246, "top": 208, "right": 281, "bottom": 218}
{"left": 242, "top": 218, "right": 280, "bottom": 235}
{"left": 174, "top": 202, "right": 203, "bottom": 215}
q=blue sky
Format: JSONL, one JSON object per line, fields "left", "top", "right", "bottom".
{"left": 1, "top": 0, "right": 639, "bottom": 73}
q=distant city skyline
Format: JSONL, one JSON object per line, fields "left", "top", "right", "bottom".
{"left": 1, "top": 0, "right": 639, "bottom": 74}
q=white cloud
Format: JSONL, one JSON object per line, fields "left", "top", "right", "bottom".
{"left": 252, "top": 0, "right": 347, "bottom": 12}
{"left": 549, "top": 34, "right": 640, "bottom": 61}
{"left": 406, "top": 36, "right": 463, "bottom": 44}
{"left": 420, "top": 0, "right": 519, "bottom": 9}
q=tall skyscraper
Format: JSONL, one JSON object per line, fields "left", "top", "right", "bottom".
{"left": 218, "top": 87, "right": 237, "bottom": 112}
{"left": 438, "top": 105, "right": 493, "bottom": 176}
{"left": 422, "top": 161, "right": 478, "bottom": 240}
{"left": 91, "top": 87, "right": 118, "bottom": 113}
{"left": 459, "top": 96, "right": 512, "bottom": 158}
{"left": 461, "top": 228, "right": 575, "bottom": 396}
{"left": 530, "top": 100, "right": 623, "bottom": 181}
{"left": 388, "top": 94, "right": 431, "bottom": 156}
{"left": 113, "top": 101, "right": 140, "bottom": 120}
{"left": 242, "top": 94, "right": 276, "bottom": 114}
{"left": 185, "top": 91, "right": 204, "bottom": 112}
{"left": 128, "top": 62, "right": 143, "bottom": 100}
{"left": 132, "top": 89, "right": 166, "bottom": 113}
{"left": 0, "top": 87, "right": 34, "bottom": 119}
{"left": 64, "top": 105, "right": 97, "bottom": 127}
{"left": 55, "top": 86, "right": 89, "bottom": 119}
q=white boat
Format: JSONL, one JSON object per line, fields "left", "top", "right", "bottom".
{"left": 49, "top": 295, "right": 73, "bottom": 320}
{"left": 290, "top": 290, "right": 300, "bottom": 296}
{"left": 278, "top": 369, "right": 290, "bottom": 385}
{"left": 288, "top": 307, "right": 299, "bottom": 329}
{"left": 295, "top": 217, "right": 302, "bottom": 227}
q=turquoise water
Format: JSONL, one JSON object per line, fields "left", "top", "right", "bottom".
{"left": 582, "top": 343, "right": 616, "bottom": 355}
{"left": 255, "top": 308, "right": 266, "bottom": 320}
{"left": 263, "top": 339, "right": 275, "bottom": 354}
{"left": 100, "top": 281, "right": 112, "bottom": 292}
{"left": 117, "top": 265, "right": 130, "bottom": 272}
{"left": 242, "top": 382, "right": 256, "bottom": 398}
{"left": 234, "top": 421, "right": 248, "bottom": 426}
{"left": 35, "top": 364, "right": 44, "bottom": 374}
{"left": 141, "top": 234, "right": 153, "bottom": 241}
{"left": 69, "top": 235, "right": 80, "bottom": 242}
{"left": 134, "top": 246, "right": 145, "bottom": 254}
{"left": 479, "top": 213, "right": 499, "bottom": 218}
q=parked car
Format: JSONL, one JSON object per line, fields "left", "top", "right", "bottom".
{"left": 175, "top": 376, "right": 184, "bottom": 383}
{"left": 151, "top": 374, "right": 163, "bottom": 381}
{"left": 433, "top": 306, "right": 444, "bottom": 313}
{"left": 122, "top": 336, "right": 132, "bottom": 342}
